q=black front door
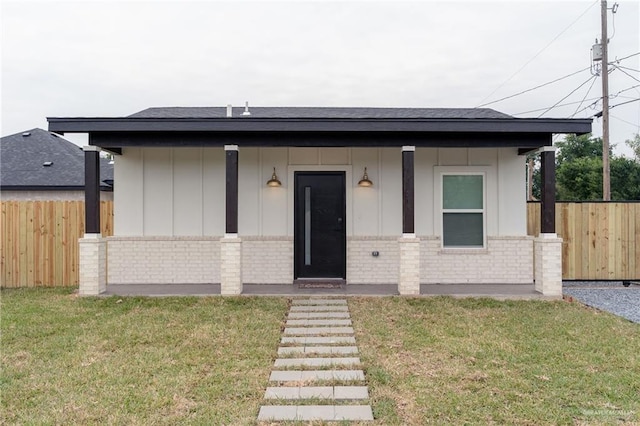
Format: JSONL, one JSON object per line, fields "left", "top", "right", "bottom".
{"left": 294, "top": 172, "right": 346, "bottom": 279}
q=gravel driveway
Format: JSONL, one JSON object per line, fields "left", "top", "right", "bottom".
{"left": 563, "top": 281, "right": 640, "bottom": 324}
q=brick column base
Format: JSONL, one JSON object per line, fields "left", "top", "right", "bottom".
{"left": 534, "top": 233, "right": 563, "bottom": 297}
{"left": 220, "top": 237, "right": 242, "bottom": 295}
{"left": 79, "top": 234, "right": 107, "bottom": 295}
{"left": 398, "top": 236, "right": 420, "bottom": 295}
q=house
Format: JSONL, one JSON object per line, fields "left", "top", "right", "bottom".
{"left": 0, "top": 128, "right": 113, "bottom": 200}
{"left": 47, "top": 106, "right": 591, "bottom": 296}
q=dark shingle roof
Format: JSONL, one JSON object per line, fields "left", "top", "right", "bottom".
{"left": 0, "top": 128, "right": 113, "bottom": 190}
{"left": 128, "top": 106, "right": 513, "bottom": 119}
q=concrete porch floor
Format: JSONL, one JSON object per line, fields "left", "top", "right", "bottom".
{"left": 103, "top": 283, "right": 552, "bottom": 299}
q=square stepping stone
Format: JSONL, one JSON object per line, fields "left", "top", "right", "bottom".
{"left": 291, "top": 299, "right": 347, "bottom": 305}
{"left": 257, "top": 405, "right": 297, "bottom": 421}
{"left": 277, "top": 347, "right": 305, "bottom": 355}
{"left": 288, "top": 312, "right": 350, "bottom": 319}
{"left": 299, "top": 386, "right": 334, "bottom": 399}
{"left": 295, "top": 405, "right": 335, "bottom": 421}
{"left": 329, "top": 370, "right": 366, "bottom": 381}
{"left": 334, "top": 386, "right": 369, "bottom": 399}
{"left": 269, "top": 370, "right": 303, "bottom": 382}
{"left": 264, "top": 387, "right": 300, "bottom": 399}
{"left": 286, "top": 319, "right": 352, "bottom": 326}
{"left": 265, "top": 386, "right": 335, "bottom": 399}
{"left": 300, "top": 370, "right": 365, "bottom": 381}
{"left": 284, "top": 327, "right": 354, "bottom": 335}
{"left": 274, "top": 357, "right": 360, "bottom": 368}
{"left": 334, "top": 405, "right": 374, "bottom": 421}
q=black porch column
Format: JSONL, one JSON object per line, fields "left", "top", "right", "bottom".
{"left": 225, "top": 145, "right": 239, "bottom": 234}
{"left": 83, "top": 146, "right": 101, "bottom": 234}
{"left": 540, "top": 147, "right": 556, "bottom": 234}
{"left": 402, "top": 146, "right": 415, "bottom": 235}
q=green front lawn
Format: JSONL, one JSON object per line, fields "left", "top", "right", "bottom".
{"left": 1, "top": 290, "right": 638, "bottom": 424}
{"left": 350, "top": 297, "right": 639, "bottom": 425}
{"left": 1, "top": 289, "right": 287, "bottom": 425}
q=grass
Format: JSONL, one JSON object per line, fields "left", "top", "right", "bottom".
{"left": 2, "top": 290, "right": 639, "bottom": 425}
{"left": 350, "top": 297, "right": 640, "bottom": 425}
{"left": 1, "top": 288, "right": 288, "bottom": 425}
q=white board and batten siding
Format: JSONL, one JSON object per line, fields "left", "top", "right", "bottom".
{"left": 113, "top": 147, "right": 526, "bottom": 238}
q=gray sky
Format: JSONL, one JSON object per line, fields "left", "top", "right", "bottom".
{"left": 2, "top": 0, "right": 639, "bottom": 156}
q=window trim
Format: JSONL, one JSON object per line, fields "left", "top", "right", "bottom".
{"left": 438, "top": 169, "right": 487, "bottom": 249}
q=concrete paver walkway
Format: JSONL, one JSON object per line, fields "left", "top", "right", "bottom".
{"left": 258, "top": 298, "right": 373, "bottom": 422}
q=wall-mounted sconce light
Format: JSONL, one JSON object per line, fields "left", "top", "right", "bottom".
{"left": 358, "top": 167, "right": 373, "bottom": 187}
{"left": 266, "top": 167, "right": 282, "bottom": 187}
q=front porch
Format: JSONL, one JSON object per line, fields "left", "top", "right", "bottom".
{"left": 48, "top": 106, "right": 591, "bottom": 298}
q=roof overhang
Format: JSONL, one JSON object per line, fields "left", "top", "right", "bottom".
{"left": 47, "top": 116, "right": 592, "bottom": 151}
{"left": 1, "top": 185, "right": 113, "bottom": 192}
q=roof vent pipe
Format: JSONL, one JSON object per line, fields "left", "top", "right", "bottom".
{"left": 226, "top": 104, "right": 232, "bottom": 118}
{"left": 242, "top": 101, "right": 251, "bottom": 116}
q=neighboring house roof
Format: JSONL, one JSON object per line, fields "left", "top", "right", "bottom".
{"left": 0, "top": 128, "right": 113, "bottom": 191}
{"left": 128, "top": 106, "right": 514, "bottom": 119}
{"left": 47, "top": 106, "right": 592, "bottom": 152}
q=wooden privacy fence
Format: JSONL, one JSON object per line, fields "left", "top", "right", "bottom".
{"left": 1, "top": 201, "right": 638, "bottom": 287}
{"left": 1, "top": 201, "right": 113, "bottom": 287}
{"left": 528, "top": 202, "right": 640, "bottom": 280}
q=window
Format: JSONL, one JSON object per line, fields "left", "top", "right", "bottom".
{"left": 442, "top": 174, "right": 485, "bottom": 247}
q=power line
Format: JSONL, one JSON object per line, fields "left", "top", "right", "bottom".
{"left": 611, "top": 51, "right": 640, "bottom": 63}
{"left": 478, "top": 67, "right": 590, "bottom": 108}
{"left": 617, "top": 65, "right": 640, "bottom": 73}
{"left": 481, "top": 53, "right": 640, "bottom": 109}
{"left": 610, "top": 114, "right": 640, "bottom": 128}
{"left": 512, "top": 84, "right": 640, "bottom": 115}
{"left": 610, "top": 98, "right": 640, "bottom": 109}
{"left": 571, "top": 75, "right": 599, "bottom": 118}
{"left": 594, "top": 98, "right": 640, "bottom": 117}
{"left": 538, "top": 75, "right": 598, "bottom": 118}
{"left": 513, "top": 98, "right": 600, "bottom": 115}
{"left": 573, "top": 99, "right": 601, "bottom": 117}
{"left": 614, "top": 66, "right": 640, "bottom": 84}
{"left": 476, "top": 0, "right": 599, "bottom": 106}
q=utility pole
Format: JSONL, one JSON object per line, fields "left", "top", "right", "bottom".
{"left": 601, "top": 0, "right": 611, "bottom": 200}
